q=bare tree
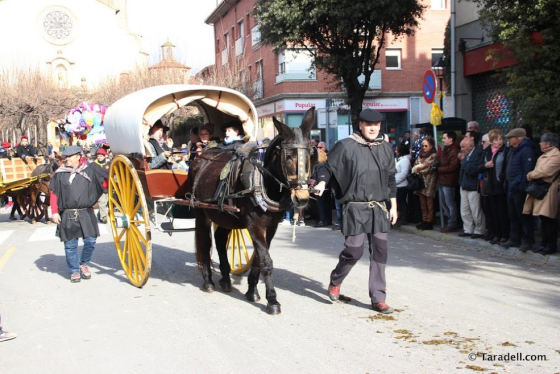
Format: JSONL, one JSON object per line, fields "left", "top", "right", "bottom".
{"left": 0, "top": 65, "right": 75, "bottom": 154}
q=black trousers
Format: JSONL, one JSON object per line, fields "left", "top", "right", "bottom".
{"left": 507, "top": 191, "right": 534, "bottom": 244}
{"left": 488, "top": 194, "right": 510, "bottom": 239}
{"left": 330, "top": 232, "right": 388, "bottom": 303}
{"left": 540, "top": 215, "right": 558, "bottom": 251}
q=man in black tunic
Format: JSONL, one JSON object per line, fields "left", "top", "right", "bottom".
{"left": 50, "top": 145, "right": 107, "bottom": 283}
{"left": 314, "top": 109, "right": 397, "bottom": 314}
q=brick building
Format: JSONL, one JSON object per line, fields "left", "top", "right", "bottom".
{"left": 205, "top": 0, "right": 450, "bottom": 149}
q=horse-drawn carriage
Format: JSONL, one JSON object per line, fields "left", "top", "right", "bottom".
{"left": 0, "top": 157, "right": 53, "bottom": 223}
{"left": 104, "top": 85, "right": 315, "bottom": 314}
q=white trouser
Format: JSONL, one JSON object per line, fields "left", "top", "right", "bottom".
{"left": 460, "top": 188, "right": 485, "bottom": 235}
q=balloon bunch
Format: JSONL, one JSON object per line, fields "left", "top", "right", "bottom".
{"left": 58, "top": 101, "right": 106, "bottom": 141}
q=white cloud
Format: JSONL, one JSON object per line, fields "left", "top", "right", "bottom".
{"left": 127, "top": 0, "right": 217, "bottom": 73}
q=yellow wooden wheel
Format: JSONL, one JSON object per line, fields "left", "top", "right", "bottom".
{"left": 213, "top": 225, "right": 255, "bottom": 275}
{"left": 108, "top": 155, "right": 152, "bottom": 287}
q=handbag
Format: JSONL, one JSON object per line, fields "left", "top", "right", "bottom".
{"left": 406, "top": 173, "right": 425, "bottom": 191}
{"left": 525, "top": 173, "right": 559, "bottom": 200}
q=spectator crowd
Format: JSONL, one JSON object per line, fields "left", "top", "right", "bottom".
{"left": 395, "top": 122, "right": 560, "bottom": 256}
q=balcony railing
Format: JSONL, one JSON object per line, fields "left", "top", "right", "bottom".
{"left": 221, "top": 49, "right": 228, "bottom": 66}
{"left": 275, "top": 70, "right": 316, "bottom": 83}
{"left": 235, "top": 38, "right": 244, "bottom": 57}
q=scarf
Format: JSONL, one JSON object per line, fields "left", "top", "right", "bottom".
{"left": 419, "top": 147, "right": 436, "bottom": 159}
{"left": 349, "top": 132, "right": 384, "bottom": 148}
{"left": 54, "top": 162, "right": 91, "bottom": 183}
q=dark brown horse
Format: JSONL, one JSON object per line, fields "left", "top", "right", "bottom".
{"left": 187, "top": 107, "right": 316, "bottom": 314}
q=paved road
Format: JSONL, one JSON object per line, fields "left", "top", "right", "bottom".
{"left": 0, "top": 211, "right": 558, "bottom": 373}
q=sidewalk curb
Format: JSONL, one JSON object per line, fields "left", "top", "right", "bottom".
{"left": 396, "top": 225, "right": 559, "bottom": 266}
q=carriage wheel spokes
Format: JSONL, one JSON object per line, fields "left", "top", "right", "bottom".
{"left": 108, "top": 155, "right": 152, "bottom": 287}
{"left": 226, "top": 228, "right": 255, "bottom": 275}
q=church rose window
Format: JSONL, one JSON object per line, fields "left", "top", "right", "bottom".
{"left": 39, "top": 6, "right": 78, "bottom": 45}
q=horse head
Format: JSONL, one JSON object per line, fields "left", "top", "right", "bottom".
{"left": 267, "top": 106, "right": 317, "bottom": 209}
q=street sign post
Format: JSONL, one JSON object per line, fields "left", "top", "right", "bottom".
{"left": 423, "top": 70, "right": 437, "bottom": 104}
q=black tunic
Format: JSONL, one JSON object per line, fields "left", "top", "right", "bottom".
{"left": 316, "top": 133, "right": 396, "bottom": 236}
{"left": 51, "top": 166, "right": 105, "bottom": 241}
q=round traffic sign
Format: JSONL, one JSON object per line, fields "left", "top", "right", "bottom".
{"left": 423, "top": 70, "right": 437, "bottom": 104}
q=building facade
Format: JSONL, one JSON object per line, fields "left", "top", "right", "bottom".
{"left": 205, "top": 0, "right": 450, "bottom": 149}
{"left": 0, "top": 0, "right": 147, "bottom": 89}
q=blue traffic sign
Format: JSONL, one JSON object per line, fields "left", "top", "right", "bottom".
{"left": 423, "top": 70, "right": 437, "bottom": 104}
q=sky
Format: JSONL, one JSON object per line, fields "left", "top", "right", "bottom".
{"left": 127, "top": 1, "right": 218, "bottom": 73}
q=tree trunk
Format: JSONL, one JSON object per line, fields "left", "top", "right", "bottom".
{"left": 37, "top": 115, "right": 48, "bottom": 156}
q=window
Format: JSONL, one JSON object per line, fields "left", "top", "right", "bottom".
{"left": 431, "top": 0, "right": 446, "bottom": 9}
{"left": 431, "top": 48, "right": 444, "bottom": 67}
{"left": 276, "top": 49, "right": 316, "bottom": 82}
{"left": 385, "top": 49, "right": 401, "bottom": 69}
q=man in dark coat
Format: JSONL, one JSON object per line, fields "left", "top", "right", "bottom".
{"left": 458, "top": 137, "right": 485, "bottom": 238}
{"left": 50, "top": 145, "right": 107, "bottom": 283}
{"left": 15, "top": 135, "right": 38, "bottom": 160}
{"left": 314, "top": 109, "right": 397, "bottom": 314}
{"left": 436, "top": 131, "right": 461, "bottom": 232}
{"left": 501, "top": 127, "right": 537, "bottom": 250}
{"left": 147, "top": 120, "right": 172, "bottom": 169}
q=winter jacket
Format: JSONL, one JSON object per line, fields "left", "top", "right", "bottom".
{"left": 437, "top": 143, "right": 460, "bottom": 187}
{"left": 459, "top": 147, "right": 483, "bottom": 191}
{"left": 412, "top": 152, "right": 438, "bottom": 198}
{"left": 505, "top": 139, "right": 536, "bottom": 194}
{"left": 395, "top": 155, "right": 411, "bottom": 188}
{"left": 476, "top": 145, "right": 509, "bottom": 196}
{"left": 523, "top": 146, "right": 560, "bottom": 219}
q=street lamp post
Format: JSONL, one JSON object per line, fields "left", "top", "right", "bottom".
{"left": 432, "top": 56, "right": 448, "bottom": 115}
{"left": 432, "top": 56, "right": 448, "bottom": 229}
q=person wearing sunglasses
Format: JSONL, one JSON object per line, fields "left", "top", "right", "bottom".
{"left": 411, "top": 137, "right": 438, "bottom": 230}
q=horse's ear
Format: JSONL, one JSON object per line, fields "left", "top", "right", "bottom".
{"left": 300, "top": 106, "right": 315, "bottom": 139}
{"left": 273, "top": 116, "right": 292, "bottom": 137}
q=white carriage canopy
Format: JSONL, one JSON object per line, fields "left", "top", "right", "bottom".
{"left": 104, "top": 85, "right": 259, "bottom": 156}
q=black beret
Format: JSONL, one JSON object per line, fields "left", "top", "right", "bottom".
{"left": 62, "top": 145, "right": 82, "bottom": 157}
{"left": 359, "top": 109, "right": 383, "bottom": 123}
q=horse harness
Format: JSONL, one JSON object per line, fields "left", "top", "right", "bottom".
{"left": 187, "top": 133, "right": 311, "bottom": 213}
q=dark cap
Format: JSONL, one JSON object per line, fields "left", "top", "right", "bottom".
{"left": 62, "top": 145, "right": 82, "bottom": 157}
{"left": 220, "top": 120, "right": 244, "bottom": 135}
{"left": 200, "top": 123, "right": 215, "bottom": 134}
{"left": 149, "top": 120, "right": 170, "bottom": 134}
{"left": 359, "top": 109, "right": 383, "bottom": 123}
{"left": 505, "top": 128, "right": 526, "bottom": 138}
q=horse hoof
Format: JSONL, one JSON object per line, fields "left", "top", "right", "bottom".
{"left": 245, "top": 291, "right": 261, "bottom": 302}
{"left": 219, "top": 279, "right": 232, "bottom": 292}
{"left": 202, "top": 282, "right": 215, "bottom": 293}
{"left": 45, "top": 221, "right": 51, "bottom": 225}
{"left": 266, "top": 303, "right": 281, "bottom": 315}
{"left": 31, "top": 220, "right": 36, "bottom": 224}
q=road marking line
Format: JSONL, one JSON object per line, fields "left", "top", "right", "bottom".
{"left": 0, "top": 230, "right": 14, "bottom": 246}
{"left": 0, "top": 246, "right": 16, "bottom": 270}
{"left": 27, "top": 224, "right": 109, "bottom": 242}
{"left": 28, "top": 227, "right": 57, "bottom": 242}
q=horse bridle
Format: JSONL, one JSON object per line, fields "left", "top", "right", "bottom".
{"left": 279, "top": 128, "right": 312, "bottom": 190}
